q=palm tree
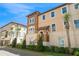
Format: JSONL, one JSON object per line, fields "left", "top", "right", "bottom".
{"left": 64, "top": 13, "right": 72, "bottom": 54}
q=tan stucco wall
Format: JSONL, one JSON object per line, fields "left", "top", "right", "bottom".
{"left": 38, "top": 3, "right": 79, "bottom": 48}
{"left": 26, "top": 33, "right": 37, "bottom": 45}
{"left": 26, "top": 4, "right": 79, "bottom": 48}
{"left": 38, "top": 4, "right": 70, "bottom": 32}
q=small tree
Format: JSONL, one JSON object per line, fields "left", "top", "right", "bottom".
{"left": 37, "top": 32, "right": 44, "bottom": 51}
{"left": 22, "top": 39, "right": 26, "bottom": 49}
{"left": 12, "top": 38, "right": 17, "bottom": 48}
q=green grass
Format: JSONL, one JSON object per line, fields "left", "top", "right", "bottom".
{"left": 25, "top": 48, "right": 68, "bottom": 56}
{"left": 42, "top": 52, "right": 68, "bottom": 56}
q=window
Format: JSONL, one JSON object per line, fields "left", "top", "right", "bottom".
{"left": 11, "top": 31, "right": 15, "bottom": 37}
{"left": 29, "top": 17, "right": 35, "bottom": 24}
{"left": 75, "top": 3, "right": 79, "bottom": 9}
{"left": 29, "top": 19, "right": 31, "bottom": 24}
{"left": 62, "top": 7, "right": 67, "bottom": 14}
{"left": 5, "top": 31, "right": 8, "bottom": 38}
{"left": 51, "top": 12, "right": 55, "bottom": 17}
{"left": 30, "top": 28, "right": 35, "bottom": 33}
{"left": 74, "top": 20, "right": 79, "bottom": 28}
{"left": 59, "top": 37, "right": 64, "bottom": 47}
{"left": 42, "top": 15, "right": 45, "bottom": 20}
{"left": 52, "top": 24, "right": 56, "bottom": 31}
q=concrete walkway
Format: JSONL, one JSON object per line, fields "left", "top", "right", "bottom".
{"left": 0, "top": 50, "right": 19, "bottom": 56}
{"left": 0, "top": 47, "right": 44, "bottom": 56}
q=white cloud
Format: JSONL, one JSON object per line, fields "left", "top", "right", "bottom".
{"left": 0, "top": 3, "right": 36, "bottom": 23}
{"left": 1, "top": 3, "right": 34, "bottom": 14}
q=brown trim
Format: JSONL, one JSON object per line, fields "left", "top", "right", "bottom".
{"left": 26, "top": 11, "right": 40, "bottom": 17}
{"left": 39, "top": 3, "right": 71, "bottom": 15}
{"left": 26, "top": 4, "right": 71, "bottom": 17}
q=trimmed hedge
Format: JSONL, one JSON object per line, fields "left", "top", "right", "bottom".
{"left": 72, "top": 48, "right": 79, "bottom": 56}
{"left": 16, "top": 44, "right": 23, "bottom": 49}
{"left": 26, "top": 45, "right": 69, "bottom": 54}
{"left": 26, "top": 45, "right": 37, "bottom": 51}
{"left": 50, "top": 46, "right": 69, "bottom": 54}
{"left": 15, "top": 44, "right": 79, "bottom": 55}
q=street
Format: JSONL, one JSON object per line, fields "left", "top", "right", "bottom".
{"left": 0, "top": 47, "right": 44, "bottom": 56}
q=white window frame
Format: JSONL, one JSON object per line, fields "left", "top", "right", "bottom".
{"left": 74, "top": 19, "right": 79, "bottom": 29}
{"left": 61, "top": 6, "right": 68, "bottom": 14}
{"left": 41, "top": 15, "right": 46, "bottom": 21}
{"left": 74, "top": 3, "right": 79, "bottom": 9}
{"left": 50, "top": 11, "right": 56, "bottom": 18}
{"left": 50, "top": 23, "right": 56, "bottom": 32}
{"left": 58, "top": 37, "right": 64, "bottom": 47}
{"left": 29, "top": 17, "right": 35, "bottom": 24}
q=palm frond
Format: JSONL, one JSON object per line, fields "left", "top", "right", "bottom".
{"left": 64, "top": 13, "right": 70, "bottom": 22}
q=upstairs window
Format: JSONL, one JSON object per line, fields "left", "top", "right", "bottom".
{"left": 52, "top": 24, "right": 56, "bottom": 31}
{"left": 62, "top": 7, "right": 67, "bottom": 14}
{"left": 51, "top": 12, "right": 55, "bottom": 17}
{"left": 42, "top": 15, "right": 45, "bottom": 20}
{"left": 29, "top": 17, "right": 35, "bottom": 24}
{"left": 75, "top": 3, "right": 79, "bottom": 9}
{"left": 5, "top": 31, "right": 8, "bottom": 38}
{"left": 74, "top": 20, "right": 79, "bottom": 28}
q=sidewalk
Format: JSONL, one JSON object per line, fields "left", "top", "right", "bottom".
{"left": 0, "top": 50, "right": 19, "bottom": 56}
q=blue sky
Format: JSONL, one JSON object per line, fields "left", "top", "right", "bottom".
{"left": 0, "top": 3, "right": 62, "bottom": 27}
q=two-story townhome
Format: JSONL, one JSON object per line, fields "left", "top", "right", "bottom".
{"left": 0, "top": 22, "right": 27, "bottom": 46}
{"left": 26, "top": 3, "right": 79, "bottom": 48}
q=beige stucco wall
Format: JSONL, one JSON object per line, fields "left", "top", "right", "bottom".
{"left": 0, "top": 22, "right": 27, "bottom": 45}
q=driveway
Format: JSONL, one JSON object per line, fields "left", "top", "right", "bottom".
{"left": 0, "top": 46, "right": 44, "bottom": 56}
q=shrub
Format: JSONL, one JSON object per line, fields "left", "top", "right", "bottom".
{"left": 27, "top": 45, "right": 37, "bottom": 51}
{"left": 37, "top": 36, "right": 44, "bottom": 51}
{"left": 16, "top": 43, "right": 22, "bottom": 49}
{"left": 51, "top": 46, "right": 56, "bottom": 52}
{"left": 22, "top": 39, "right": 26, "bottom": 49}
{"left": 11, "top": 38, "right": 17, "bottom": 48}
{"left": 51, "top": 46, "right": 69, "bottom": 54}
{"left": 64, "top": 47, "right": 69, "bottom": 54}
{"left": 74, "top": 50, "right": 79, "bottom": 56}
{"left": 72, "top": 48, "right": 79, "bottom": 56}
{"left": 44, "top": 46, "right": 51, "bottom": 52}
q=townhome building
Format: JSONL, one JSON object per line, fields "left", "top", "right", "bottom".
{"left": 0, "top": 22, "right": 26, "bottom": 46}
{"left": 26, "top": 3, "right": 79, "bottom": 48}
